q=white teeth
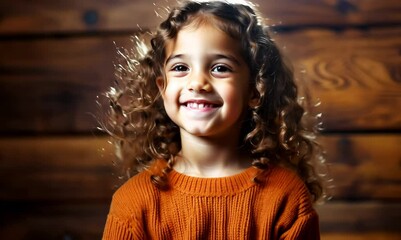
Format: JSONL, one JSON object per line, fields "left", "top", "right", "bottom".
{"left": 186, "top": 102, "right": 212, "bottom": 109}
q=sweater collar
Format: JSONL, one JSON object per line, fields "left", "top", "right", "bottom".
{"left": 168, "top": 167, "right": 259, "bottom": 196}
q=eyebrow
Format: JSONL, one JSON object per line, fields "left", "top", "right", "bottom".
{"left": 165, "top": 53, "right": 241, "bottom": 66}
{"left": 165, "top": 54, "right": 184, "bottom": 66}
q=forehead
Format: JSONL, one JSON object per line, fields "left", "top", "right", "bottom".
{"left": 164, "top": 21, "right": 243, "bottom": 60}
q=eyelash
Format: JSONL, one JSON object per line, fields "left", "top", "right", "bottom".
{"left": 170, "top": 64, "right": 232, "bottom": 73}
{"left": 171, "top": 64, "right": 189, "bottom": 72}
{"left": 211, "top": 65, "right": 232, "bottom": 73}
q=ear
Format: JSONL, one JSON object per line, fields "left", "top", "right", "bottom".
{"left": 248, "top": 98, "right": 259, "bottom": 109}
{"left": 156, "top": 77, "right": 165, "bottom": 93}
{"left": 248, "top": 89, "right": 260, "bottom": 108}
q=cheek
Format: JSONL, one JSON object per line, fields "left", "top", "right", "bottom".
{"left": 163, "top": 83, "right": 178, "bottom": 103}
{"left": 162, "top": 93, "right": 176, "bottom": 123}
{"left": 225, "top": 81, "right": 249, "bottom": 103}
{"left": 222, "top": 86, "right": 246, "bottom": 113}
{"left": 161, "top": 82, "right": 180, "bottom": 117}
{"left": 223, "top": 81, "right": 251, "bottom": 120}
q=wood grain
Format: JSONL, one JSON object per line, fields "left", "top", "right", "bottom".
{"left": 0, "top": 135, "right": 400, "bottom": 201}
{"left": 320, "top": 134, "right": 401, "bottom": 200}
{"left": 0, "top": 201, "right": 399, "bottom": 239}
{"left": 0, "top": 203, "right": 108, "bottom": 240}
{"left": 1, "top": 28, "right": 400, "bottom": 133}
{"left": 1, "top": 0, "right": 399, "bottom": 238}
{"left": 0, "top": 135, "right": 399, "bottom": 237}
{"left": 316, "top": 201, "right": 401, "bottom": 232}
{"left": 0, "top": 36, "right": 132, "bottom": 134}
{"left": 276, "top": 28, "right": 401, "bottom": 131}
{"left": 0, "top": 137, "right": 116, "bottom": 201}
{"left": 0, "top": 0, "right": 400, "bottom": 35}
{"left": 321, "top": 232, "right": 401, "bottom": 240}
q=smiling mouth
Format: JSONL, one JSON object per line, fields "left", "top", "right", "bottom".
{"left": 182, "top": 101, "right": 222, "bottom": 110}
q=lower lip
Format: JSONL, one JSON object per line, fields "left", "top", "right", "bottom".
{"left": 181, "top": 105, "right": 219, "bottom": 116}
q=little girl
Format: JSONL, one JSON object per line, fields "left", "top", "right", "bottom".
{"left": 102, "top": 0, "right": 324, "bottom": 239}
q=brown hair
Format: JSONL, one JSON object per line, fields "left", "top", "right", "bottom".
{"left": 102, "top": 0, "right": 326, "bottom": 202}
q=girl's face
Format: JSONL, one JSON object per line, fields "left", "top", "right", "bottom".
{"left": 158, "top": 21, "right": 251, "bottom": 139}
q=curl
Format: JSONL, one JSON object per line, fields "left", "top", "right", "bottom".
{"left": 100, "top": 0, "right": 329, "bottom": 202}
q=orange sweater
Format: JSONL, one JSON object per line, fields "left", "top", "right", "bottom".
{"left": 102, "top": 165, "right": 320, "bottom": 239}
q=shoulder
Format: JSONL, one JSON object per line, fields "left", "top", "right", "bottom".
{"left": 108, "top": 170, "right": 159, "bottom": 220}
{"left": 118, "top": 170, "right": 155, "bottom": 193}
{"left": 267, "top": 165, "right": 307, "bottom": 191}
{"left": 267, "top": 165, "right": 305, "bottom": 188}
{"left": 255, "top": 166, "right": 320, "bottom": 238}
{"left": 103, "top": 171, "right": 157, "bottom": 238}
{"left": 264, "top": 165, "right": 314, "bottom": 214}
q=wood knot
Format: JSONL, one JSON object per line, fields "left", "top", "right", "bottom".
{"left": 335, "top": 0, "right": 358, "bottom": 15}
{"left": 83, "top": 9, "right": 99, "bottom": 26}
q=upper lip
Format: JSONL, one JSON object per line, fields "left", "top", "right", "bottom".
{"left": 180, "top": 98, "right": 222, "bottom": 107}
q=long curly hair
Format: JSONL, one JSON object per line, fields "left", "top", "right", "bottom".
{"left": 102, "top": 0, "right": 326, "bottom": 202}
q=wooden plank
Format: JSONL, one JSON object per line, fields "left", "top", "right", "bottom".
{"left": 0, "top": 0, "right": 400, "bottom": 35}
{"left": 0, "top": 201, "right": 399, "bottom": 239}
{"left": 0, "top": 137, "right": 117, "bottom": 201}
{"left": 316, "top": 202, "right": 401, "bottom": 233}
{"left": 320, "top": 134, "right": 401, "bottom": 200}
{"left": 0, "top": 36, "right": 132, "bottom": 134}
{"left": 276, "top": 28, "right": 401, "bottom": 131}
{"left": 1, "top": 28, "right": 400, "bottom": 133}
{"left": 0, "top": 0, "right": 158, "bottom": 35}
{"left": 0, "top": 135, "right": 400, "bottom": 201}
{"left": 321, "top": 233, "right": 401, "bottom": 240}
{"left": 0, "top": 202, "right": 109, "bottom": 240}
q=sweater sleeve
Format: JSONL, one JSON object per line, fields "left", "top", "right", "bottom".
{"left": 102, "top": 214, "right": 136, "bottom": 240}
{"left": 102, "top": 174, "right": 149, "bottom": 240}
{"left": 102, "top": 202, "right": 146, "bottom": 240}
{"left": 273, "top": 167, "right": 321, "bottom": 240}
{"left": 280, "top": 210, "right": 320, "bottom": 240}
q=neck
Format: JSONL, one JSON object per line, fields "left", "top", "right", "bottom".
{"left": 175, "top": 130, "right": 251, "bottom": 178}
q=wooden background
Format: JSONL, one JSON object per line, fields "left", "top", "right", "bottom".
{"left": 0, "top": 0, "right": 400, "bottom": 239}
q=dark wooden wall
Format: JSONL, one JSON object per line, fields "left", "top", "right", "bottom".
{"left": 0, "top": 0, "right": 400, "bottom": 239}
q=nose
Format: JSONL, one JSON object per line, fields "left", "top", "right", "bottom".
{"left": 187, "top": 70, "right": 212, "bottom": 92}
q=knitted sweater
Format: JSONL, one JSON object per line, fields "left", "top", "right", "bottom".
{"left": 102, "top": 165, "right": 320, "bottom": 239}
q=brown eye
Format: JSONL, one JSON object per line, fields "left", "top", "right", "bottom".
{"left": 172, "top": 65, "right": 189, "bottom": 72}
{"left": 211, "top": 65, "right": 231, "bottom": 73}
